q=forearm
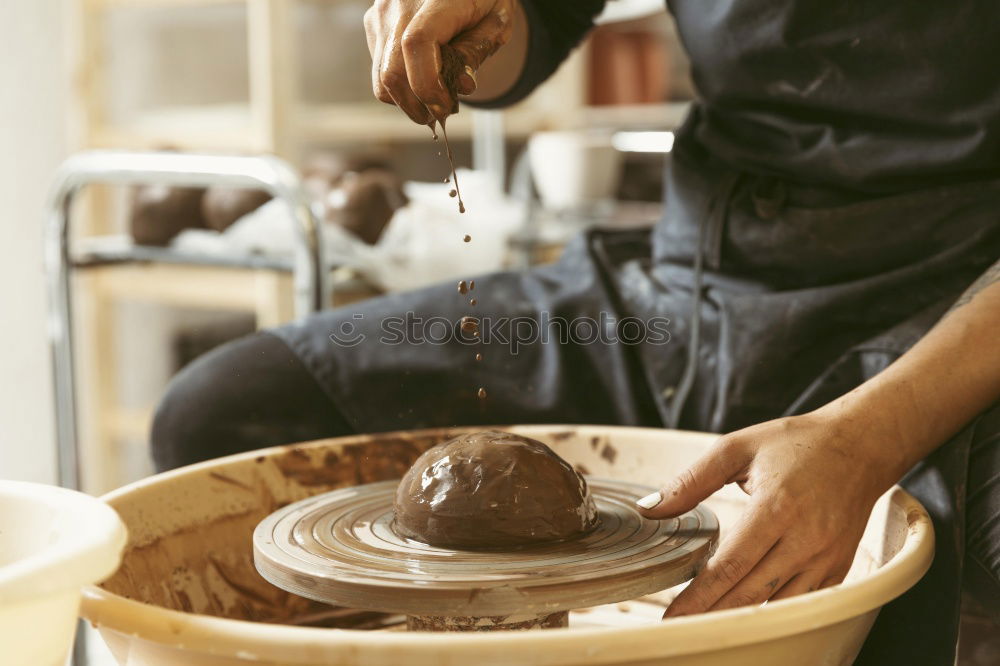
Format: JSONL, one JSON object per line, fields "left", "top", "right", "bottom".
{"left": 463, "top": 0, "right": 528, "bottom": 103}
{"left": 819, "top": 260, "right": 1000, "bottom": 480}
{"left": 464, "top": 0, "right": 605, "bottom": 109}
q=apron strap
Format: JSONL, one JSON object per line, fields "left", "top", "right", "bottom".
{"left": 668, "top": 171, "right": 742, "bottom": 428}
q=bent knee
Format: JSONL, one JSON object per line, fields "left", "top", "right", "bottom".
{"left": 150, "top": 332, "right": 345, "bottom": 471}
{"left": 150, "top": 334, "right": 256, "bottom": 471}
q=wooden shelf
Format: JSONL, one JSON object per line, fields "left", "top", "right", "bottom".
{"left": 88, "top": 101, "right": 569, "bottom": 151}
{"left": 296, "top": 103, "right": 554, "bottom": 142}
{"left": 93, "top": 0, "right": 349, "bottom": 7}
{"left": 105, "top": 406, "right": 154, "bottom": 443}
{"left": 90, "top": 104, "right": 259, "bottom": 151}
{"left": 578, "top": 101, "right": 691, "bottom": 129}
{"left": 88, "top": 101, "right": 686, "bottom": 151}
{"left": 93, "top": 0, "right": 245, "bottom": 8}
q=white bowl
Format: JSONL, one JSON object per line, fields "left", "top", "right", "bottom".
{"left": 529, "top": 131, "right": 624, "bottom": 210}
{"left": 0, "top": 480, "right": 126, "bottom": 666}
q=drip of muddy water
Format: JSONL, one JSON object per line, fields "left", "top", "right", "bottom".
{"left": 427, "top": 120, "right": 466, "bottom": 215}
{"left": 432, "top": 47, "right": 478, "bottom": 400}
{"left": 440, "top": 121, "right": 465, "bottom": 214}
{"left": 460, "top": 316, "right": 479, "bottom": 336}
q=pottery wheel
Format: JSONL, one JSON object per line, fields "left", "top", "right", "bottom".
{"left": 254, "top": 478, "right": 718, "bottom": 621}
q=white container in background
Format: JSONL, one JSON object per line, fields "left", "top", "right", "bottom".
{"left": 0, "top": 481, "right": 126, "bottom": 666}
{"left": 529, "top": 131, "right": 624, "bottom": 210}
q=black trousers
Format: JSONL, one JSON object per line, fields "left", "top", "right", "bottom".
{"left": 152, "top": 146, "right": 1000, "bottom": 664}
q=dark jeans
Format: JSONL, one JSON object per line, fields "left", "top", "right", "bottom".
{"left": 152, "top": 148, "right": 1000, "bottom": 664}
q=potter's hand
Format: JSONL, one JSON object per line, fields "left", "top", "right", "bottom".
{"left": 363, "top": 0, "right": 525, "bottom": 124}
{"left": 638, "top": 261, "right": 1000, "bottom": 616}
{"left": 637, "top": 412, "right": 896, "bottom": 615}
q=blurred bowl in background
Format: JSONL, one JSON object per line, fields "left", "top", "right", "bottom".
{"left": 529, "top": 131, "right": 624, "bottom": 211}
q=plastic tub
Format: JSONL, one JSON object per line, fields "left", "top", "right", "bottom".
{"left": 0, "top": 480, "right": 127, "bottom": 666}
{"left": 81, "top": 426, "right": 933, "bottom": 665}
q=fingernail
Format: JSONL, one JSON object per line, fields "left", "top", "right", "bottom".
{"left": 636, "top": 491, "right": 663, "bottom": 510}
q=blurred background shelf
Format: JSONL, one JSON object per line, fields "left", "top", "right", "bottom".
{"left": 295, "top": 104, "right": 559, "bottom": 142}
{"left": 74, "top": 0, "right": 589, "bottom": 162}
{"left": 88, "top": 104, "right": 258, "bottom": 151}
{"left": 90, "top": 101, "right": 576, "bottom": 151}
{"left": 580, "top": 102, "right": 690, "bottom": 130}
{"left": 67, "top": 0, "right": 691, "bottom": 494}
{"left": 95, "top": 0, "right": 245, "bottom": 7}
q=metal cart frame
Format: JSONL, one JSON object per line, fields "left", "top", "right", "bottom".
{"left": 44, "top": 150, "right": 329, "bottom": 492}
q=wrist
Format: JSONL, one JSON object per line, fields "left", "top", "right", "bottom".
{"left": 463, "top": 0, "right": 528, "bottom": 104}
{"left": 810, "top": 396, "right": 915, "bottom": 491}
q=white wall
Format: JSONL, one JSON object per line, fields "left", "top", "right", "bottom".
{"left": 0, "top": 0, "right": 68, "bottom": 483}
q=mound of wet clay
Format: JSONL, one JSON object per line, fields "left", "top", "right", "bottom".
{"left": 393, "top": 430, "right": 599, "bottom": 549}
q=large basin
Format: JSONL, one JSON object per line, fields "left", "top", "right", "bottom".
{"left": 81, "top": 426, "right": 933, "bottom": 665}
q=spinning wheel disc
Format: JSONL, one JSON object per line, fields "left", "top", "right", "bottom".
{"left": 254, "top": 479, "right": 718, "bottom": 617}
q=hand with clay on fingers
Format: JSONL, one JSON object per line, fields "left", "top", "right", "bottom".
{"left": 635, "top": 412, "right": 897, "bottom": 616}
{"left": 634, "top": 266, "right": 1000, "bottom": 617}
{"left": 363, "top": 0, "right": 527, "bottom": 124}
